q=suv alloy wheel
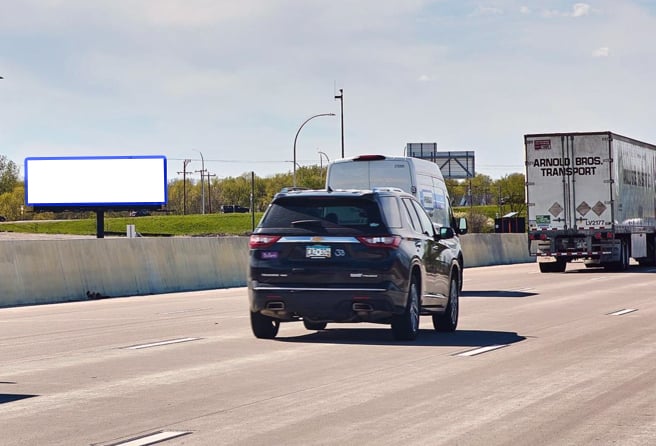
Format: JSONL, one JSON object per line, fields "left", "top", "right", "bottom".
{"left": 391, "top": 278, "right": 420, "bottom": 340}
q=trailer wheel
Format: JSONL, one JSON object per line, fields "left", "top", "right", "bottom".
{"left": 539, "top": 259, "right": 566, "bottom": 273}
{"left": 621, "top": 241, "right": 630, "bottom": 270}
{"left": 606, "top": 240, "right": 629, "bottom": 271}
{"left": 638, "top": 235, "right": 656, "bottom": 266}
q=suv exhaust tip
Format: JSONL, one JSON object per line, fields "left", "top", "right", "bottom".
{"left": 266, "top": 301, "right": 285, "bottom": 311}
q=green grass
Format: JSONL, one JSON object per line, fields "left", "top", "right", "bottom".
{"left": 0, "top": 213, "right": 265, "bottom": 236}
{"left": 1, "top": 206, "right": 526, "bottom": 236}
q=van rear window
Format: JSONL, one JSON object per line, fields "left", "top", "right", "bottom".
{"left": 328, "top": 160, "right": 412, "bottom": 192}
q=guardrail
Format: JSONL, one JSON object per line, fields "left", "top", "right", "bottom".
{"left": 0, "top": 234, "right": 532, "bottom": 308}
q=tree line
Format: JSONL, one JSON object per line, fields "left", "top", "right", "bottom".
{"left": 167, "top": 165, "right": 326, "bottom": 215}
{"left": 0, "top": 154, "right": 525, "bottom": 221}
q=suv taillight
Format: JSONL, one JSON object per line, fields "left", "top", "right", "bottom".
{"left": 249, "top": 235, "right": 281, "bottom": 249}
{"left": 356, "top": 235, "right": 401, "bottom": 248}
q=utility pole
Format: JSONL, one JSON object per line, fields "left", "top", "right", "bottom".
{"left": 193, "top": 150, "right": 206, "bottom": 214}
{"left": 177, "top": 159, "right": 191, "bottom": 215}
{"left": 194, "top": 168, "right": 207, "bottom": 214}
{"left": 206, "top": 172, "right": 217, "bottom": 213}
{"left": 334, "top": 88, "right": 344, "bottom": 158}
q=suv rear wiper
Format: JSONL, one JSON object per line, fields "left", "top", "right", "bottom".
{"left": 291, "top": 219, "right": 323, "bottom": 228}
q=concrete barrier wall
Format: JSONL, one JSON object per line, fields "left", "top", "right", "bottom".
{"left": 0, "top": 237, "right": 249, "bottom": 307}
{"left": 460, "top": 233, "right": 533, "bottom": 268}
{"left": 0, "top": 234, "right": 533, "bottom": 308}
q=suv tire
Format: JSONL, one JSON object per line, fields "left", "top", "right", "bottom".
{"left": 250, "top": 311, "right": 280, "bottom": 339}
{"left": 539, "top": 260, "right": 567, "bottom": 273}
{"left": 303, "top": 320, "right": 327, "bottom": 331}
{"left": 391, "top": 279, "right": 420, "bottom": 341}
{"left": 433, "top": 275, "right": 459, "bottom": 332}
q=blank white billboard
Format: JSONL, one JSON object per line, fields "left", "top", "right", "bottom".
{"left": 25, "top": 156, "right": 167, "bottom": 207}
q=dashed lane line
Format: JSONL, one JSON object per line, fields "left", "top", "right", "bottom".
{"left": 125, "top": 337, "right": 201, "bottom": 350}
{"left": 608, "top": 308, "right": 638, "bottom": 316}
{"left": 453, "top": 344, "right": 509, "bottom": 357}
{"left": 108, "top": 430, "right": 191, "bottom": 446}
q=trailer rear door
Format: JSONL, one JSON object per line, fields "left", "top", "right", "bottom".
{"left": 525, "top": 133, "right": 613, "bottom": 231}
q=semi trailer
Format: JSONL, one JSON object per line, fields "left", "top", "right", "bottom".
{"left": 525, "top": 131, "right": 656, "bottom": 272}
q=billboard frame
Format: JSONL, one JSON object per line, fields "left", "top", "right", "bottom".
{"left": 25, "top": 155, "right": 167, "bottom": 211}
{"left": 24, "top": 155, "right": 168, "bottom": 238}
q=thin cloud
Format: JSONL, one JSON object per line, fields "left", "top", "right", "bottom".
{"left": 470, "top": 5, "right": 504, "bottom": 16}
{"left": 541, "top": 2, "right": 591, "bottom": 18}
{"left": 593, "top": 47, "right": 610, "bottom": 57}
{"left": 571, "top": 3, "right": 591, "bottom": 17}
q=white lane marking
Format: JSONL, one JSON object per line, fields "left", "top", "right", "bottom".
{"left": 2, "top": 348, "right": 307, "bottom": 418}
{"left": 608, "top": 308, "right": 638, "bottom": 316}
{"left": 160, "top": 308, "right": 211, "bottom": 315}
{"left": 111, "top": 430, "right": 191, "bottom": 446}
{"left": 125, "top": 337, "right": 201, "bottom": 350}
{"left": 454, "top": 344, "right": 509, "bottom": 357}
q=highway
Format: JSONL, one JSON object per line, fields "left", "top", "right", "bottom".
{"left": 1, "top": 262, "right": 655, "bottom": 446}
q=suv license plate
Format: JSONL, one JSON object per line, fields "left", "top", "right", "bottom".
{"left": 306, "top": 245, "right": 331, "bottom": 258}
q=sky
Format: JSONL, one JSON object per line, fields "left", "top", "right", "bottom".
{"left": 2, "top": 0, "right": 656, "bottom": 182}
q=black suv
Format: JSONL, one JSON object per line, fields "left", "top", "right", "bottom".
{"left": 247, "top": 188, "right": 466, "bottom": 341}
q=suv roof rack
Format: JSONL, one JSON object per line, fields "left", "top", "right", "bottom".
{"left": 371, "top": 187, "right": 405, "bottom": 193}
{"left": 279, "top": 186, "right": 310, "bottom": 193}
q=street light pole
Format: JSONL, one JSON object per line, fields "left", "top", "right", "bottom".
{"left": 318, "top": 150, "right": 330, "bottom": 168}
{"left": 193, "top": 149, "right": 206, "bottom": 214}
{"left": 318, "top": 150, "right": 330, "bottom": 183}
{"left": 334, "top": 89, "right": 344, "bottom": 158}
{"left": 293, "top": 113, "right": 335, "bottom": 187}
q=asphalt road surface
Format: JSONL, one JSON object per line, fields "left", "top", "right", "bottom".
{"left": 1, "top": 262, "right": 655, "bottom": 446}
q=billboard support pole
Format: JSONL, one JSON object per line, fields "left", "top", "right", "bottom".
{"left": 96, "top": 210, "right": 105, "bottom": 239}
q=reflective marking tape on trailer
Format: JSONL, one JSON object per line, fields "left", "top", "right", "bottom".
{"left": 537, "top": 252, "right": 612, "bottom": 256}
{"left": 532, "top": 227, "right": 609, "bottom": 231}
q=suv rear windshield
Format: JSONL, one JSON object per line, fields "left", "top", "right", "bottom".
{"left": 327, "top": 160, "right": 412, "bottom": 191}
{"left": 261, "top": 197, "right": 387, "bottom": 234}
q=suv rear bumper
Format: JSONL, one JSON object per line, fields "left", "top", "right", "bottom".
{"left": 249, "top": 286, "right": 407, "bottom": 323}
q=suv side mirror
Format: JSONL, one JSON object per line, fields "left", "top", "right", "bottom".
{"left": 433, "top": 224, "right": 455, "bottom": 240}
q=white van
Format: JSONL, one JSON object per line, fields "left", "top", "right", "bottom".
{"left": 326, "top": 154, "right": 461, "bottom": 229}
